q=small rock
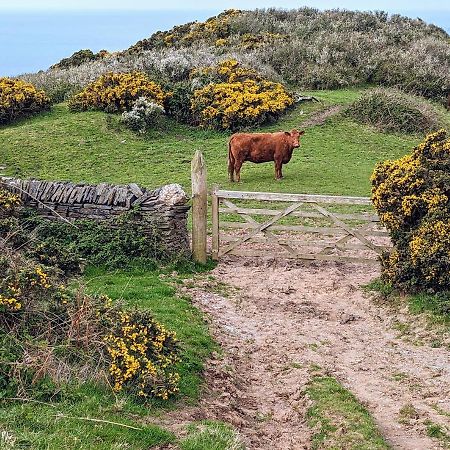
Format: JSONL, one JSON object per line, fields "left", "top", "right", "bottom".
{"left": 339, "top": 312, "right": 358, "bottom": 324}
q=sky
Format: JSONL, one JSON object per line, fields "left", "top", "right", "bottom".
{"left": 0, "top": 0, "right": 449, "bottom": 11}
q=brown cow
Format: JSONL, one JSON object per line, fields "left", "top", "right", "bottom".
{"left": 228, "top": 129, "right": 305, "bottom": 182}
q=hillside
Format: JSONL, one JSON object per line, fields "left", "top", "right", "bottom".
{"left": 21, "top": 8, "right": 450, "bottom": 104}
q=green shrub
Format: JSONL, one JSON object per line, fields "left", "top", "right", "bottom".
{"left": 43, "top": 80, "right": 83, "bottom": 104}
{"left": 1, "top": 209, "right": 167, "bottom": 274}
{"left": 371, "top": 129, "right": 450, "bottom": 293}
{"left": 68, "top": 72, "right": 167, "bottom": 113}
{"left": 0, "top": 78, "right": 51, "bottom": 124}
{"left": 346, "top": 88, "right": 444, "bottom": 134}
{"left": 164, "top": 81, "right": 194, "bottom": 124}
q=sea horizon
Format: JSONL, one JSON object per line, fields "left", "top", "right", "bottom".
{"left": 1, "top": 8, "right": 449, "bottom": 77}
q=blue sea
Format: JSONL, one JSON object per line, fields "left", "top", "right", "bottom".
{"left": 0, "top": 10, "right": 220, "bottom": 77}
{"left": 0, "top": 8, "right": 449, "bottom": 77}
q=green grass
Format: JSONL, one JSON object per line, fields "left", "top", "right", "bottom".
{"left": 179, "top": 420, "right": 244, "bottom": 450}
{"left": 1, "top": 89, "right": 421, "bottom": 197}
{"left": 0, "top": 383, "right": 175, "bottom": 449}
{"left": 306, "top": 374, "right": 391, "bottom": 450}
{"left": 424, "top": 420, "right": 450, "bottom": 447}
{"left": 367, "top": 279, "right": 450, "bottom": 327}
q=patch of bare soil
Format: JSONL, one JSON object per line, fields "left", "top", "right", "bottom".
{"left": 157, "top": 257, "right": 449, "bottom": 449}
{"left": 301, "top": 105, "right": 343, "bottom": 128}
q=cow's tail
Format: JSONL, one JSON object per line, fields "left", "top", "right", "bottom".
{"left": 228, "top": 139, "right": 235, "bottom": 182}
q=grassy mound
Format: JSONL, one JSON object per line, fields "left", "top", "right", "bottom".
{"left": 346, "top": 88, "right": 444, "bottom": 133}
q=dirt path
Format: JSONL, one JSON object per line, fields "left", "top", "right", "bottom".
{"left": 300, "top": 105, "right": 343, "bottom": 128}
{"left": 161, "top": 257, "right": 449, "bottom": 449}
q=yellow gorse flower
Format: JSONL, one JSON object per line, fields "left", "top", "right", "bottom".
{"left": 68, "top": 72, "right": 167, "bottom": 113}
{"left": 0, "top": 188, "right": 21, "bottom": 210}
{"left": 191, "top": 59, "right": 293, "bottom": 130}
{"left": 0, "top": 77, "right": 50, "bottom": 124}
{"left": 0, "top": 285, "right": 22, "bottom": 311}
{"left": 104, "top": 310, "right": 180, "bottom": 400}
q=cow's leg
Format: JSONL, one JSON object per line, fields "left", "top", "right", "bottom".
{"left": 274, "top": 159, "right": 283, "bottom": 180}
{"left": 228, "top": 148, "right": 235, "bottom": 182}
{"left": 228, "top": 159, "right": 235, "bottom": 182}
{"left": 235, "top": 159, "right": 243, "bottom": 182}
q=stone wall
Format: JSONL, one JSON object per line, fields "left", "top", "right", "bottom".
{"left": 0, "top": 177, "right": 190, "bottom": 256}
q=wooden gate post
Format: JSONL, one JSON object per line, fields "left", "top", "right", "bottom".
{"left": 191, "top": 150, "right": 207, "bottom": 264}
{"left": 211, "top": 185, "right": 220, "bottom": 260}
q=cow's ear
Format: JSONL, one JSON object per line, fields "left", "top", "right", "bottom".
{"left": 284, "top": 131, "right": 291, "bottom": 136}
{"left": 299, "top": 130, "right": 305, "bottom": 136}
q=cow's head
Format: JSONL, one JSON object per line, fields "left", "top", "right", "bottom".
{"left": 285, "top": 129, "right": 305, "bottom": 148}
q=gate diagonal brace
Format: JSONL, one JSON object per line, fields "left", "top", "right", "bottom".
{"left": 319, "top": 222, "right": 372, "bottom": 255}
{"left": 311, "top": 203, "right": 383, "bottom": 255}
{"left": 219, "top": 202, "right": 303, "bottom": 257}
{"left": 222, "top": 199, "right": 299, "bottom": 255}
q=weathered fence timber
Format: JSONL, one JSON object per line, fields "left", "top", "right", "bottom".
{"left": 191, "top": 151, "right": 207, "bottom": 264}
{"left": 0, "top": 177, "right": 191, "bottom": 256}
{"left": 211, "top": 188, "right": 390, "bottom": 264}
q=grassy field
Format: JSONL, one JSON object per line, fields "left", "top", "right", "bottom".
{"left": 0, "top": 88, "right": 422, "bottom": 197}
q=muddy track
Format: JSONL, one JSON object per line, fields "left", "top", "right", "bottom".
{"left": 159, "top": 257, "right": 449, "bottom": 449}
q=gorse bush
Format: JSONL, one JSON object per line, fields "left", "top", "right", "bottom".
{"left": 346, "top": 88, "right": 444, "bottom": 134}
{"left": 0, "top": 78, "right": 51, "bottom": 124}
{"left": 0, "top": 196, "right": 181, "bottom": 401}
{"left": 105, "top": 309, "right": 180, "bottom": 399}
{"left": 121, "top": 96, "right": 165, "bottom": 133}
{"left": 68, "top": 72, "right": 167, "bottom": 113}
{"left": 371, "top": 129, "right": 450, "bottom": 293}
{"left": 190, "top": 59, "right": 293, "bottom": 130}
{"left": 128, "top": 9, "right": 241, "bottom": 52}
{"left": 0, "top": 251, "right": 180, "bottom": 401}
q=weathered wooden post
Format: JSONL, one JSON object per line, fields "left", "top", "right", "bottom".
{"left": 191, "top": 150, "right": 207, "bottom": 264}
{"left": 211, "top": 184, "right": 219, "bottom": 261}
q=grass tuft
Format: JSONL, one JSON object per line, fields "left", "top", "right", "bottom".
{"left": 306, "top": 374, "right": 390, "bottom": 449}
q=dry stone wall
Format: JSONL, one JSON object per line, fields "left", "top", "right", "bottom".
{"left": 1, "top": 177, "right": 190, "bottom": 256}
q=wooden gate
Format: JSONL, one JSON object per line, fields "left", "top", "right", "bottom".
{"left": 211, "top": 188, "right": 390, "bottom": 264}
